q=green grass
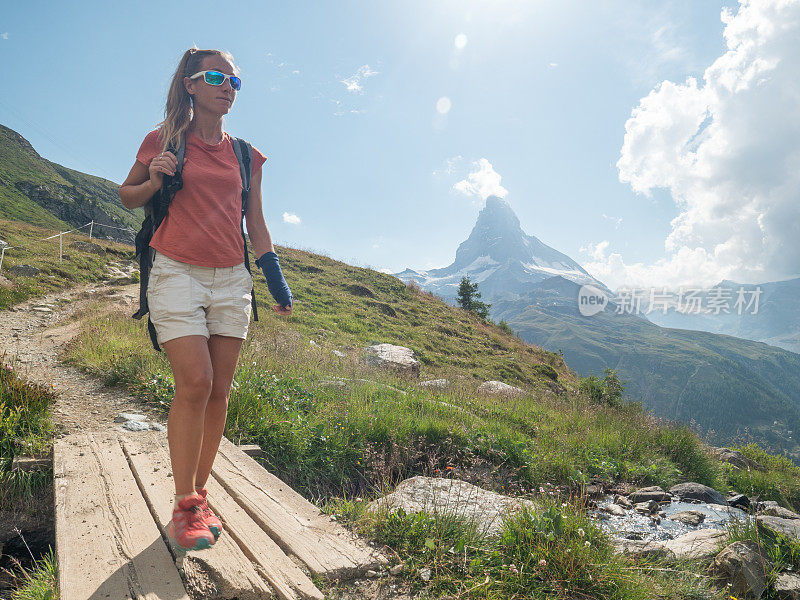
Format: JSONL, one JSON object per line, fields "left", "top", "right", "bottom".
{"left": 2, "top": 544, "right": 58, "bottom": 600}
{"left": 0, "top": 363, "right": 54, "bottom": 509}
{"left": 0, "top": 218, "right": 136, "bottom": 310}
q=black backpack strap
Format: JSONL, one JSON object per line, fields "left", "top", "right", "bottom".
{"left": 231, "top": 137, "right": 258, "bottom": 322}
{"left": 132, "top": 132, "right": 187, "bottom": 352}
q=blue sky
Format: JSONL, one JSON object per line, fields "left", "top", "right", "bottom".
{"left": 9, "top": 0, "right": 788, "bottom": 289}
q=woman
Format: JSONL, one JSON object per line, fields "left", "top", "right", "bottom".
{"left": 119, "top": 46, "right": 293, "bottom": 552}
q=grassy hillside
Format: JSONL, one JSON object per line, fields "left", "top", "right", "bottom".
{"left": 491, "top": 286, "right": 800, "bottom": 462}
{"left": 0, "top": 124, "right": 141, "bottom": 242}
{"left": 0, "top": 218, "right": 136, "bottom": 309}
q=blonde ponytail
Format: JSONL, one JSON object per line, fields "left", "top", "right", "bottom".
{"left": 155, "top": 46, "right": 238, "bottom": 152}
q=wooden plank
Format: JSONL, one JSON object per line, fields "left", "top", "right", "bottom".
{"left": 205, "top": 476, "right": 325, "bottom": 600}
{"left": 121, "top": 431, "right": 275, "bottom": 599}
{"left": 54, "top": 432, "right": 189, "bottom": 600}
{"left": 213, "top": 436, "right": 388, "bottom": 580}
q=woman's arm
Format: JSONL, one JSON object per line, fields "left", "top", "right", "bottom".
{"left": 119, "top": 160, "right": 158, "bottom": 209}
{"left": 245, "top": 169, "right": 293, "bottom": 315}
{"left": 244, "top": 169, "right": 274, "bottom": 256}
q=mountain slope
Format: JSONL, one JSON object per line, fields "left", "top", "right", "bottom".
{"left": 0, "top": 124, "right": 141, "bottom": 243}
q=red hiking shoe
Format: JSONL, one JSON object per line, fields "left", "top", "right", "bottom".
{"left": 166, "top": 494, "right": 216, "bottom": 552}
{"left": 195, "top": 486, "right": 223, "bottom": 540}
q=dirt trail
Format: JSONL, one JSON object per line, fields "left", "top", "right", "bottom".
{"left": 0, "top": 281, "right": 165, "bottom": 438}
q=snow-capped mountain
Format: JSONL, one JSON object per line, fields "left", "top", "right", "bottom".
{"left": 394, "top": 195, "right": 609, "bottom": 302}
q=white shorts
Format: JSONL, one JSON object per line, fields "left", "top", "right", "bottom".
{"left": 146, "top": 251, "right": 253, "bottom": 345}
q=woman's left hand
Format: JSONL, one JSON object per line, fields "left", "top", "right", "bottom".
{"left": 273, "top": 303, "right": 292, "bottom": 316}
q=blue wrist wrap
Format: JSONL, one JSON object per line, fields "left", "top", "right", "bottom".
{"left": 255, "top": 251, "right": 293, "bottom": 309}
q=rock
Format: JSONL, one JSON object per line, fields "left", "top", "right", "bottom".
{"left": 669, "top": 510, "right": 705, "bottom": 526}
{"left": 389, "top": 563, "right": 403, "bottom": 576}
{"left": 669, "top": 482, "right": 728, "bottom": 505}
{"left": 728, "top": 494, "right": 750, "bottom": 510}
{"left": 663, "top": 528, "right": 727, "bottom": 560}
{"left": 363, "top": 343, "right": 421, "bottom": 378}
{"left": 365, "top": 570, "right": 378, "bottom": 578}
{"left": 70, "top": 240, "right": 105, "bottom": 255}
{"left": 149, "top": 423, "right": 167, "bottom": 432}
{"left": 602, "top": 504, "right": 627, "bottom": 517}
{"left": 120, "top": 420, "right": 149, "bottom": 431}
{"left": 775, "top": 572, "right": 800, "bottom": 599}
{"left": 476, "top": 380, "right": 526, "bottom": 397}
{"left": 757, "top": 515, "right": 800, "bottom": 543}
{"left": 30, "top": 306, "right": 52, "bottom": 314}
{"left": 628, "top": 486, "right": 671, "bottom": 503}
{"left": 713, "top": 447, "right": 765, "bottom": 471}
{"left": 418, "top": 379, "right": 449, "bottom": 389}
{"left": 634, "top": 500, "right": 660, "bottom": 515}
{"left": 612, "top": 538, "right": 675, "bottom": 561}
{"left": 332, "top": 350, "right": 346, "bottom": 358}
{"left": 708, "top": 541, "right": 770, "bottom": 600}
{"left": 114, "top": 412, "right": 148, "bottom": 423}
{"left": 364, "top": 475, "right": 537, "bottom": 538}
{"left": 614, "top": 494, "right": 633, "bottom": 509}
{"left": 759, "top": 506, "right": 799, "bottom": 520}
{"left": 419, "top": 567, "right": 431, "bottom": 581}
{"left": 584, "top": 483, "right": 604, "bottom": 498}
{"left": 7, "top": 264, "right": 40, "bottom": 277}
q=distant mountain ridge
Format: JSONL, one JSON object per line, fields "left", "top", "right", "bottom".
{"left": 0, "top": 123, "right": 140, "bottom": 243}
{"left": 395, "top": 197, "right": 800, "bottom": 460}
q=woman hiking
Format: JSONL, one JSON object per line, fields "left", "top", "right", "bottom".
{"left": 118, "top": 46, "right": 293, "bottom": 552}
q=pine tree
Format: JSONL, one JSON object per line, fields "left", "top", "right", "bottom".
{"left": 456, "top": 276, "right": 492, "bottom": 320}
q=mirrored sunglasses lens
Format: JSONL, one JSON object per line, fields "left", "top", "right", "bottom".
{"left": 205, "top": 71, "right": 225, "bottom": 85}
{"left": 230, "top": 76, "right": 241, "bottom": 90}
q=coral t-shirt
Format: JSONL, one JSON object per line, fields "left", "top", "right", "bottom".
{"left": 135, "top": 127, "right": 267, "bottom": 267}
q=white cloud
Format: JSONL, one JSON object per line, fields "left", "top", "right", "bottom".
{"left": 453, "top": 158, "right": 508, "bottom": 201}
{"left": 599, "top": 0, "right": 800, "bottom": 290}
{"left": 436, "top": 96, "right": 451, "bottom": 114}
{"left": 379, "top": 267, "right": 393, "bottom": 274}
{"left": 454, "top": 33, "right": 467, "bottom": 50}
{"left": 548, "top": 62, "right": 558, "bottom": 68}
{"left": 282, "top": 212, "right": 301, "bottom": 225}
{"left": 341, "top": 64, "right": 379, "bottom": 94}
{"left": 1, "top": 33, "right": 8, "bottom": 40}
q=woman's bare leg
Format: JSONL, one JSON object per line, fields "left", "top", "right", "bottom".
{"left": 163, "top": 335, "right": 214, "bottom": 496}
{"left": 194, "top": 335, "right": 244, "bottom": 489}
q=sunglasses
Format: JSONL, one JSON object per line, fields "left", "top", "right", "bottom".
{"left": 189, "top": 70, "right": 242, "bottom": 91}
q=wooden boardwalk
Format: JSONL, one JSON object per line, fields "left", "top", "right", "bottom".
{"left": 54, "top": 430, "right": 388, "bottom": 600}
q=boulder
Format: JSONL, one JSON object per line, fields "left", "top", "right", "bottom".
{"left": 713, "top": 447, "right": 765, "bottom": 472}
{"left": 363, "top": 343, "right": 421, "bottom": 378}
{"left": 601, "top": 503, "right": 627, "bottom": 517}
{"left": 418, "top": 379, "right": 449, "bottom": 389}
{"left": 476, "top": 380, "right": 526, "bottom": 397}
{"left": 728, "top": 494, "right": 751, "bottom": 510}
{"left": 364, "top": 475, "right": 537, "bottom": 538}
{"left": 759, "top": 506, "right": 799, "bottom": 520}
{"left": 662, "top": 529, "right": 727, "bottom": 560}
{"left": 614, "top": 494, "right": 633, "bottom": 509}
{"left": 634, "top": 500, "right": 660, "bottom": 515}
{"left": 669, "top": 482, "right": 728, "bottom": 505}
{"left": 669, "top": 510, "right": 705, "bottom": 527}
{"left": 775, "top": 573, "right": 800, "bottom": 599}
{"left": 629, "top": 486, "right": 671, "bottom": 503}
{"left": 7, "top": 264, "right": 40, "bottom": 277}
{"left": 757, "top": 515, "right": 800, "bottom": 543}
{"left": 708, "top": 541, "right": 770, "bottom": 600}
{"left": 70, "top": 240, "right": 105, "bottom": 255}
{"left": 612, "top": 538, "right": 675, "bottom": 561}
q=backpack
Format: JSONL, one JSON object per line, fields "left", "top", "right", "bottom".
{"left": 132, "top": 132, "right": 259, "bottom": 352}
